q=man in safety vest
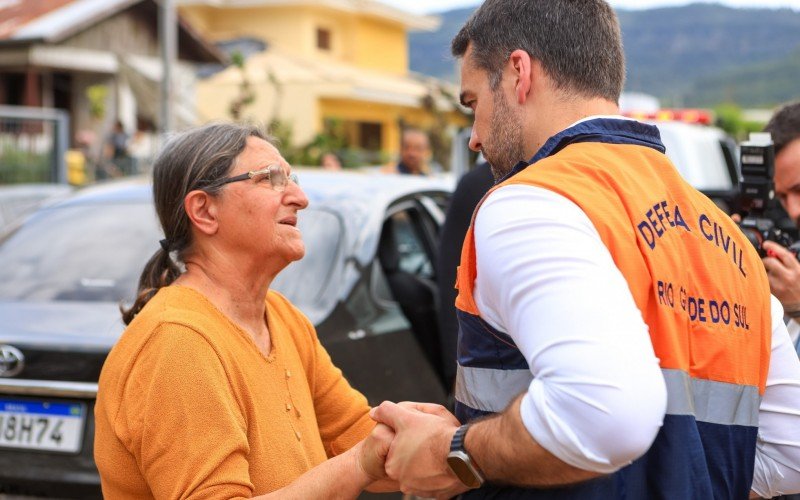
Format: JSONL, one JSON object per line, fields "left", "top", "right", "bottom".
{"left": 371, "top": 1, "right": 800, "bottom": 498}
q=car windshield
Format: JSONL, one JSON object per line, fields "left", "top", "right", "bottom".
{"left": 0, "top": 203, "right": 160, "bottom": 303}
{"left": 0, "top": 202, "right": 344, "bottom": 324}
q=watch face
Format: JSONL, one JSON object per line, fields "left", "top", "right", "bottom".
{"left": 447, "top": 454, "right": 482, "bottom": 489}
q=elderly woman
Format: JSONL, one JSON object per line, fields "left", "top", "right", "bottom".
{"left": 94, "top": 123, "right": 393, "bottom": 498}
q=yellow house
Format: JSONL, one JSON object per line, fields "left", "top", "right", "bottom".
{"left": 178, "top": 0, "right": 468, "bottom": 163}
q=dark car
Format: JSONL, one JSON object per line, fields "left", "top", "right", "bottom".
{"left": 0, "top": 170, "right": 453, "bottom": 497}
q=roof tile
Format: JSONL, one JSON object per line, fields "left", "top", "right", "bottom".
{"left": 0, "top": 0, "right": 75, "bottom": 40}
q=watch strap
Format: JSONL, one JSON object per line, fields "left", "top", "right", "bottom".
{"left": 450, "top": 423, "right": 471, "bottom": 453}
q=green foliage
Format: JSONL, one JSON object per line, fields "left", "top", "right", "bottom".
{"left": 420, "top": 85, "right": 471, "bottom": 171}
{"left": 0, "top": 145, "right": 54, "bottom": 183}
{"left": 687, "top": 50, "right": 800, "bottom": 108}
{"left": 335, "top": 148, "right": 390, "bottom": 168}
{"left": 269, "top": 118, "right": 384, "bottom": 168}
{"left": 229, "top": 50, "right": 256, "bottom": 121}
{"left": 231, "top": 50, "right": 245, "bottom": 68}
{"left": 297, "top": 133, "right": 344, "bottom": 167}
{"left": 85, "top": 85, "right": 108, "bottom": 120}
{"left": 714, "top": 103, "right": 769, "bottom": 141}
{"left": 714, "top": 103, "right": 747, "bottom": 139}
{"left": 266, "top": 119, "right": 295, "bottom": 156}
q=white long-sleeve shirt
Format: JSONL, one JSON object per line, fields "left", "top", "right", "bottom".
{"left": 473, "top": 184, "right": 800, "bottom": 497}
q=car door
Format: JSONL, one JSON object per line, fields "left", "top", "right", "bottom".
{"left": 319, "top": 193, "right": 449, "bottom": 408}
{"left": 378, "top": 197, "right": 443, "bottom": 369}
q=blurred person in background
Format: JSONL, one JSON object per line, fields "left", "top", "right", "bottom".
{"left": 391, "top": 129, "right": 431, "bottom": 175}
{"left": 105, "top": 120, "right": 129, "bottom": 161}
{"left": 761, "top": 101, "right": 800, "bottom": 356}
{"left": 371, "top": 1, "right": 800, "bottom": 498}
{"left": 320, "top": 152, "right": 343, "bottom": 171}
{"left": 128, "top": 118, "right": 157, "bottom": 175}
{"left": 101, "top": 120, "right": 131, "bottom": 177}
{"left": 94, "top": 123, "right": 395, "bottom": 499}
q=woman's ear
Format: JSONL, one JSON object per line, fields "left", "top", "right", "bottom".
{"left": 184, "top": 190, "right": 219, "bottom": 236}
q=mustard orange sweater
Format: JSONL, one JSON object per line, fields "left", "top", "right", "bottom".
{"left": 94, "top": 286, "right": 374, "bottom": 499}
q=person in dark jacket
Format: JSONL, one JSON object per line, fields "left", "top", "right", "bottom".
{"left": 436, "top": 161, "right": 493, "bottom": 390}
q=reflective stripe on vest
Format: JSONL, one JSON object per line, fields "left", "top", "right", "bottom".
{"left": 455, "top": 364, "right": 532, "bottom": 413}
{"left": 662, "top": 369, "right": 760, "bottom": 427}
{"left": 455, "top": 364, "right": 760, "bottom": 428}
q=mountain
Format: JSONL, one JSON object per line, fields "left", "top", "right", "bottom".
{"left": 409, "top": 3, "right": 800, "bottom": 107}
{"left": 408, "top": 6, "right": 477, "bottom": 83}
{"left": 685, "top": 50, "right": 800, "bottom": 107}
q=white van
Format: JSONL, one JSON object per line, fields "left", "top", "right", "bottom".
{"left": 451, "top": 119, "right": 741, "bottom": 213}
{"left": 652, "top": 120, "right": 739, "bottom": 213}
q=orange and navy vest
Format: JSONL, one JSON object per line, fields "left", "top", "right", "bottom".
{"left": 454, "top": 118, "right": 772, "bottom": 499}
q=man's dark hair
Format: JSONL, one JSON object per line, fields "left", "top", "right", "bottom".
{"left": 401, "top": 128, "right": 429, "bottom": 146}
{"left": 451, "top": 0, "right": 625, "bottom": 102}
{"left": 764, "top": 101, "right": 800, "bottom": 155}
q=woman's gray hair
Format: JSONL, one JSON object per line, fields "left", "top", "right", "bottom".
{"left": 121, "top": 122, "right": 268, "bottom": 325}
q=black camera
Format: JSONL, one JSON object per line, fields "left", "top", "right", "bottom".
{"left": 737, "top": 132, "right": 800, "bottom": 257}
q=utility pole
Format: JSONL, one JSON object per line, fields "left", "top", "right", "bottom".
{"left": 159, "top": 0, "right": 177, "bottom": 134}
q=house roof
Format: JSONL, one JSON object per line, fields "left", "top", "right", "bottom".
{"left": 176, "top": 0, "right": 440, "bottom": 31}
{"left": 206, "top": 45, "right": 462, "bottom": 111}
{"left": 0, "top": 0, "right": 75, "bottom": 40}
{"left": 0, "top": 0, "right": 225, "bottom": 63}
{"left": 0, "top": 0, "right": 137, "bottom": 42}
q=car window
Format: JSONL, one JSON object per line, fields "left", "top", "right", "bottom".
{"left": 272, "top": 208, "right": 344, "bottom": 324}
{"left": 374, "top": 202, "right": 441, "bottom": 305}
{"left": 0, "top": 203, "right": 343, "bottom": 325}
{"left": 388, "top": 210, "right": 434, "bottom": 279}
{"left": 0, "top": 203, "right": 161, "bottom": 302}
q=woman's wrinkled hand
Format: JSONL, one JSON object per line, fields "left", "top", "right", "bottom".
{"left": 357, "top": 422, "right": 395, "bottom": 482}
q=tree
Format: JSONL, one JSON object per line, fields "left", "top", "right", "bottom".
{"left": 228, "top": 51, "right": 255, "bottom": 121}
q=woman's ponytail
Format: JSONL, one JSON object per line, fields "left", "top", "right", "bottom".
{"left": 120, "top": 245, "right": 181, "bottom": 325}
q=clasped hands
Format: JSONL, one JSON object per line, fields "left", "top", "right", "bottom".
{"left": 358, "top": 401, "right": 471, "bottom": 499}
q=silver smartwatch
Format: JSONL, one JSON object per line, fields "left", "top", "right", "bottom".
{"left": 446, "top": 424, "right": 485, "bottom": 488}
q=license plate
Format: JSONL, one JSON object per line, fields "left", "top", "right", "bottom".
{"left": 0, "top": 398, "right": 86, "bottom": 453}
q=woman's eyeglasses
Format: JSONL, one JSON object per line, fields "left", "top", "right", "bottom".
{"left": 216, "top": 164, "right": 299, "bottom": 192}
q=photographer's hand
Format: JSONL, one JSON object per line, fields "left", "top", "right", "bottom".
{"left": 762, "top": 240, "right": 800, "bottom": 314}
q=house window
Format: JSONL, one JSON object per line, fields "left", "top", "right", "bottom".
{"left": 358, "top": 122, "right": 382, "bottom": 152}
{"left": 0, "top": 73, "right": 25, "bottom": 105}
{"left": 316, "top": 27, "right": 331, "bottom": 51}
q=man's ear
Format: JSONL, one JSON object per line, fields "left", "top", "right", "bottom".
{"left": 509, "top": 49, "right": 533, "bottom": 105}
{"left": 184, "top": 190, "right": 219, "bottom": 236}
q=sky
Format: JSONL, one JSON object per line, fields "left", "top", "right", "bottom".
{"left": 381, "top": 0, "right": 800, "bottom": 15}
